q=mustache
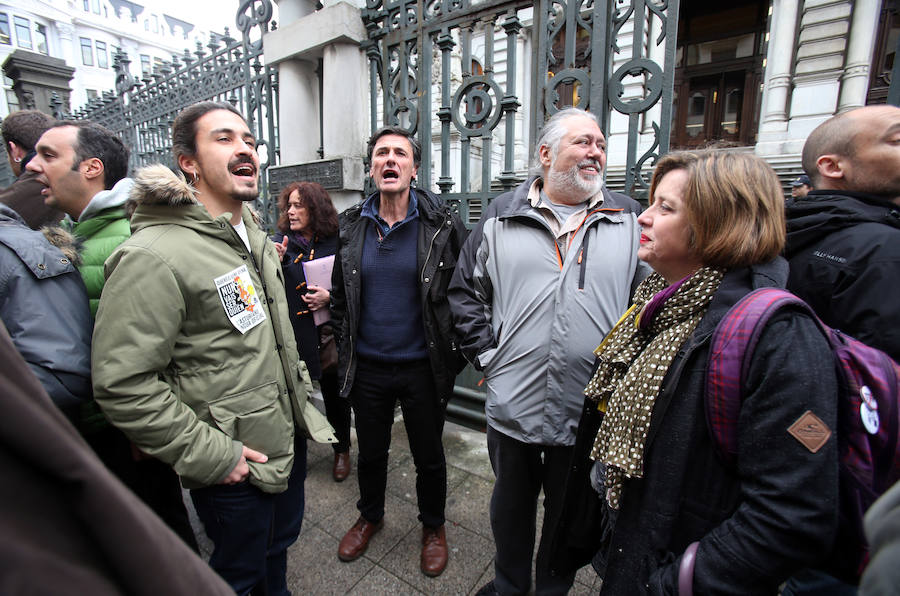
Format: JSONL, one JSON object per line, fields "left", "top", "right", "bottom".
{"left": 228, "top": 157, "right": 257, "bottom": 170}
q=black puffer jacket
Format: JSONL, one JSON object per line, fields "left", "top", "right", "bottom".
{"left": 330, "top": 188, "right": 469, "bottom": 402}
{"left": 556, "top": 259, "right": 841, "bottom": 595}
{"left": 785, "top": 190, "right": 900, "bottom": 361}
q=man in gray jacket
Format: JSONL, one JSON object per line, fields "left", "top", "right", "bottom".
{"left": 449, "top": 107, "right": 648, "bottom": 595}
{"left": 0, "top": 204, "right": 92, "bottom": 421}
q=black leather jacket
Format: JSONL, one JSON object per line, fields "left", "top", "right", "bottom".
{"left": 330, "top": 188, "right": 469, "bottom": 403}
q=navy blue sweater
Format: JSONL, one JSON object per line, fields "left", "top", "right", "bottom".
{"left": 356, "top": 195, "right": 428, "bottom": 362}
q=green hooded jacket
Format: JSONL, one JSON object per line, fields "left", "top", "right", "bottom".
{"left": 92, "top": 165, "right": 335, "bottom": 493}
{"left": 65, "top": 177, "right": 134, "bottom": 317}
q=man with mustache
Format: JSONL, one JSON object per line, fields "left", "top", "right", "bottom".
{"left": 331, "top": 126, "right": 467, "bottom": 577}
{"left": 91, "top": 101, "right": 335, "bottom": 595}
{"left": 450, "top": 108, "right": 648, "bottom": 595}
{"left": 27, "top": 118, "right": 201, "bottom": 551}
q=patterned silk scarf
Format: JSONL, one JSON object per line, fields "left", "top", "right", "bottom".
{"left": 585, "top": 267, "right": 724, "bottom": 509}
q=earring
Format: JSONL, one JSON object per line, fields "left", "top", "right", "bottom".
{"left": 13, "top": 157, "right": 21, "bottom": 163}
{"left": 192, "top": 172, "right": 199, "bottom": 184}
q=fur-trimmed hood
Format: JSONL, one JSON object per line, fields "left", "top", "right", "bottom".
{"left": 130, "top": 164, "right": 199, "bottom": 207}
{"left": 128, "top": 164, "right": 265, "bottom": 227}
{"left": 41, "top": 226, "right": 83, "bottom": 267}
{"left": 0, "top": 204, "right": 82, "bottom": 273}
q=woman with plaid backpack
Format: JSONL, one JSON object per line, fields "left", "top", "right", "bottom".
{"left": 555, "top": 150, "right": 841, "bottom": 594}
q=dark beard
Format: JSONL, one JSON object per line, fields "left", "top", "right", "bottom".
{"left": 232, "top": 188, "right": 259, "bottom": 203}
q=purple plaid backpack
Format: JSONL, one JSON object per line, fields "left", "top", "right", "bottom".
{"left": 706, "top": 287, "right": 900, "bottom": 582}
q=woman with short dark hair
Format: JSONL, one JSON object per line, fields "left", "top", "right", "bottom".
{"left": 273, "top": 181, "right": 351, "bottom": 481}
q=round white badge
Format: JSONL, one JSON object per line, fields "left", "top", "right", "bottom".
{"left": 860, "top": 385, "right": 877, "bottom": 410}
{"left": 861, "top": 402, "right": 880, "bottom": 435}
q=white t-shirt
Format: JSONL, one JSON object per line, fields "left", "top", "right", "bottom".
{"left": 232, "top": 219, "right": 252, "bottom": 251}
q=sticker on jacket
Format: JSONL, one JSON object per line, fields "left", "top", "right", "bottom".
{"left": 215, "top": 265, "right": 267, "bottom": 334}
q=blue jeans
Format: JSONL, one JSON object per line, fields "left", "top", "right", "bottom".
{"left": 350, "top": 356, "right": 446, "bottom": 527}
{"left": 191, "top": 437, "right": 307, "bottom": 596}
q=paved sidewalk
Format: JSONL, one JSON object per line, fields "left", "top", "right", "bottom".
{"left": 191, "top": 413, "right": 602, "bottom": 594}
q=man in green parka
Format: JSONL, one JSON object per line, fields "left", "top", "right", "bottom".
{"left": 91, "top": 101, "right": 335, "bottom": 595}
{"left": 28, "top": 120, "right": 200, "bottom": 549}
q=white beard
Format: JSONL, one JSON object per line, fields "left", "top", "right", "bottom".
{"left": 547, "top": 159, "right": 603, "bottom": 203}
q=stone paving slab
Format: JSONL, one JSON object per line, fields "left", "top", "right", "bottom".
{"left": 188, "top": 411, "right": 601, "bottom": 594}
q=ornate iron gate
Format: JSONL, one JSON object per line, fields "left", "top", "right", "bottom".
{"left": 362, "top": 0, "right": 679, "bottom": 428}
{"left": 64, "top": 0, "right": 280, "bottom": 224}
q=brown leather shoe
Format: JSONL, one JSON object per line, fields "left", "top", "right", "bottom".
{"left": 333, "top": 451, "right": 350, "bottom": 482}
{"left": 420, "top": 525, "right": 448, "bottom": 577}
{"left": 337, "top": 517, "right": 383, "bottom": 562}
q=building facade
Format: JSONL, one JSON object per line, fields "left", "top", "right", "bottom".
{"left": 0, "top": 0, "right": 223, "bottom": 116}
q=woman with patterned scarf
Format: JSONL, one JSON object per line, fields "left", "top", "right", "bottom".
{"left": 552, "top": 151, "right": 841, "bottom": 594}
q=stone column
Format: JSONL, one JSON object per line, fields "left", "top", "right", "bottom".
{"left": 837, "top": 0, "right": 880, "bottom": 112}
{"left": 759, "top": 0, "right": 800, "bottom": 133}
{"left": 271, "top": 0, "right": 320, "bottom": 164}
{"left": 264, "top": 1, "right": 368, "bottom": 211}
{"left": 322, "top": 41, "right": 368, "bottom": 209}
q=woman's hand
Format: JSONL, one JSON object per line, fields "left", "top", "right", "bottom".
{"left": 274, "top": 236, "right": 288, "bottom": 259}
{"left": 302, "top": 285, "right": 331, "bottom": 311}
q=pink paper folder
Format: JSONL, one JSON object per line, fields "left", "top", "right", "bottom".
{"left": 302, "top": 254, "right": 335, "bottom": 326}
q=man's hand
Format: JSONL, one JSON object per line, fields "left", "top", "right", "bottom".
{"left": 220, "top": 446, "right": 268, "bottom": 484}
{"left": 301, "top": 285, "right": 331, "bottom": 311}
{"left": 274, "top": 235, "right": 289, "bottom": 260}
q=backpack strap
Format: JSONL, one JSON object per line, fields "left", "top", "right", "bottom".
{"left": 706, "top": 288, "right": 813, "bottom": 466}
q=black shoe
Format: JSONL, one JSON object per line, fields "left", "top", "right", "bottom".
{"left": 475, "top": 580, "right": 500, "bottom": 596}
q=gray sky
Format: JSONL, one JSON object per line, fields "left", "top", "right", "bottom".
{"left": 146, "top": 0, "right": 278, "bottom": 37}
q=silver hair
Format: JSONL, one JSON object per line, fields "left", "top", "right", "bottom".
{"left": 529, "top": 107, "right": 602, "bottom": 176}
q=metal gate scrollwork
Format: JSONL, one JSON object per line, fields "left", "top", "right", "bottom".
{"left": 364, "top": 0, "right": 678, "bottom": 220}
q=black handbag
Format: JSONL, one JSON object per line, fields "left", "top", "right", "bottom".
{"left": 318, "top": 323, "right": 338, "bottom": 372}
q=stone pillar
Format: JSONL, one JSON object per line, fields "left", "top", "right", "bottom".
{"left": 271, "top": 0, "right": 320, "bottom": 164}
{"left": 322, "top": 41, "right": 368, "bottom": 208}
{"left": 837, "top": 0, "right": 880, "bottom": 112}
{"left": 278, "top": 60, "right": 321, "bottom": 163}
{"left": 264, "top": 1, "right": 368, "bottom": 211}
{"left": 759, "top": 0, "right": 800, "bottom": 133}
{"left": 2, "top": 50, "right": 75, "bottom": 114}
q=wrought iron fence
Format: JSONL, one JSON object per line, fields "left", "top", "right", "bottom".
{"left": 63, "top": 0, "right": 281, "bottom": 226}
{"left": 362, "top": 0, "right": 678, "bottom": 227}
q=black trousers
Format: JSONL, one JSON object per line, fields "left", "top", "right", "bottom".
{"left": 320, "top": 368, "right": 351, "bottom": 453}
{"left": 487, "top": 425, "right": 577, "bottom": 596}
{"left": 350, "top": 357, "right": 446, "bottom": 528}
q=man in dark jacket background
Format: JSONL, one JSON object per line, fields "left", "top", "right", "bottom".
{"left": 0, "top": 109, "right": 63, "bottom": 229}
{"left": 785, "top": 105, "right": 900, "bottom": 361}
{"left": 331, "top": 126, "right": 467, "bottom": 577}
{"left": 784, "top": 105, "right": 900, "bottom": 594}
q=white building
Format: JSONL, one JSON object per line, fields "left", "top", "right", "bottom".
{"left": 0, "top": 0, "right": 229, "bottom": 116}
